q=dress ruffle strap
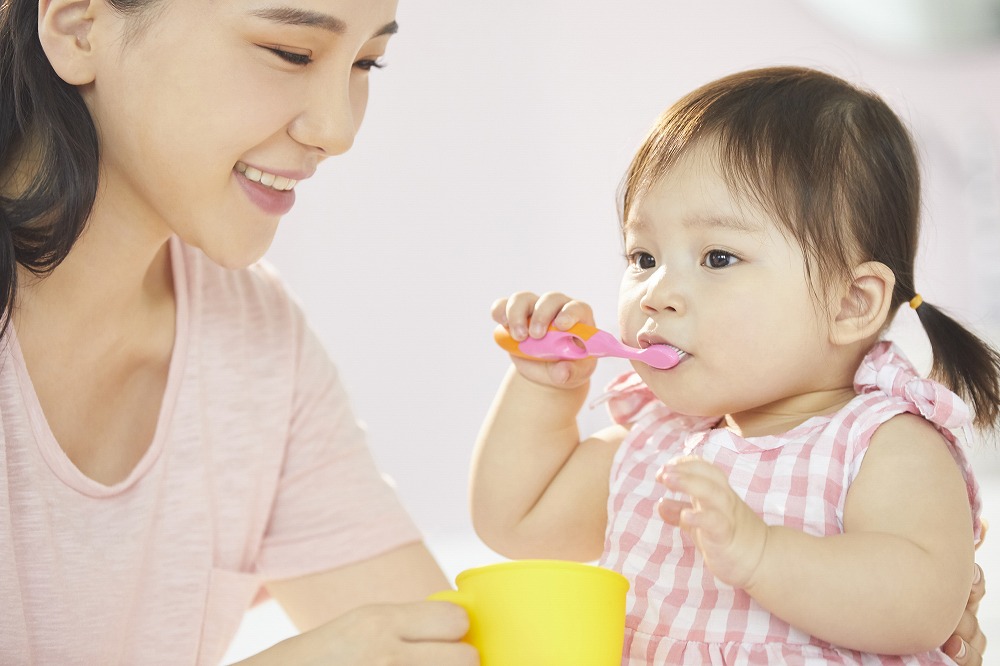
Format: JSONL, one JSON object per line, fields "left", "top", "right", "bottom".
{"left": 853, "top": 341, "right": 971, "bottom": 430}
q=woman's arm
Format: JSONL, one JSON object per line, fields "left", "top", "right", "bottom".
{"left": 264, "top": 542, "right": 452, "bottom": 630}
{"left": 660, "top": 412, "right": 974, "bottom": 654}
{"left": 231, "top": 542, "right": 477, "bottom": 665}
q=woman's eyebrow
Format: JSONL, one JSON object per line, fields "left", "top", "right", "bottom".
{"left": 249, "top": 7, "right": 398, "bottom": 38}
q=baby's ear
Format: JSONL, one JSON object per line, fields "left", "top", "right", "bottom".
{"left": 829, "top": 261, "right": 895, "bottom": 346}
{"left": 37, "top": 0, "right": 102, "bottom": 85}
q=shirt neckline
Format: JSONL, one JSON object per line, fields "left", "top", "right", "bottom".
{"left": 9, "top": 236, "right": 190, "bottom": 498}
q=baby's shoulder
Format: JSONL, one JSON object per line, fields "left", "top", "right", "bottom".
{"left": 866, "top": 411, "right": 951, "bottom": 457}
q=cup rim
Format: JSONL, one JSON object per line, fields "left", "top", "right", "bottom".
{"left": 455, "top": 559, "right": 629, "bottom": 589}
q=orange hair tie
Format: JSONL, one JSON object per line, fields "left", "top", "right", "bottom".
{"left": 909, "top": 294, "right": 924, "bottom": 310}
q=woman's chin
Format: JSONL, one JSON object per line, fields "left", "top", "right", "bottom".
{"left": 198, "top": 238, "right": 274, "bottom": 270}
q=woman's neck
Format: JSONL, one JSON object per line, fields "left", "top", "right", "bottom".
{"left": 13, "top": 199, "right": 175, "bottom": 348}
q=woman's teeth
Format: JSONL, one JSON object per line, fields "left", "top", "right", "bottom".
{"left": 235, "top": 162, "right": 297, "bottom": 191}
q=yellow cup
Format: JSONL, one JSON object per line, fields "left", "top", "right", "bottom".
{"left": 428, "top": 559, "right": 629, "bottom": 666}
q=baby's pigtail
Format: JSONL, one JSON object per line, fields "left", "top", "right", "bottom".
{"left": 912, "top": 295, "right": 1000, "bottom": 431}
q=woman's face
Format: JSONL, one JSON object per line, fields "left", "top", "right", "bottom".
{"left": 83, "top": 0, "right": 398, "bottom": 267}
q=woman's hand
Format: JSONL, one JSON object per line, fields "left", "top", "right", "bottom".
{"left": 248, "top": 543, "right": 477, "bottom": 665}
{"left": 942, "top": 518, "right": 988, "bottom": 664}
{"left": 657, "top": 456, "right": 769, "bottom": 589}
{"left": 491, "top": 291, "right": 598, "bottom": 389}
{"left": 236, "top": 600, "right": 477, "bottom": 665}
{"left": 941, "top": 562, "right": 986, "bottom": 664}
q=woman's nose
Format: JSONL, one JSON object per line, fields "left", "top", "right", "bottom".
{"left": 288, "top": 75, "right": 362, "bottom": 156}
{"left": 639, "top": 266, "right": 684, "bottom": 315}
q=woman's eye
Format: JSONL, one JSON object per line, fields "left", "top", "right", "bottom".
{"left": 629, "top": 252, "right": 656, "bottom": 270}
{"left": 262, "top": 46, "right": 312, "bottom": 66}
{"left": 704, "top": 249, "right": 739, "bottom": 269}
{"left": 354, "top": 58, "right": 387, "bottom": 71}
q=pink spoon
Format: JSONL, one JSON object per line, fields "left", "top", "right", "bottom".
{"left": 494, "top": 322, "right": 681, "bottom": 370}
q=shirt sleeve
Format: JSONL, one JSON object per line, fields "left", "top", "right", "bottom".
{"left": 254, "top": 315, "right": 423, "bottom": 581}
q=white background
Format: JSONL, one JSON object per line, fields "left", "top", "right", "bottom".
{"left": 229, "top": 0, "right": 1000, "bottom": 659}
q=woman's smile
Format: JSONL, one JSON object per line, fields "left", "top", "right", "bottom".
{"left": 234, "top": 161, "right": 299, "bottom": 216}
{"left": 235, "top": 161, "right": 299, "bottom": 191}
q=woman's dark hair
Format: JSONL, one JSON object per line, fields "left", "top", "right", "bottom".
{"left": 0, "top": 0, "right": 152, "bottom": 337}
{"left": 619, "top": 66, "right": 1000, "bottom": 430}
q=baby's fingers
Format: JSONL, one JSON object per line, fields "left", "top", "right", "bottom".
{"left": 658, "top": 497, "right": 691, "bottom": 526}
{"left": 508, "top": 356, "right": 596, "bottom": 388}
{"left": 492, "top": 291, "right": 590, "bottom": 341}
{"left": 493, "top": 291, "right": 539, "bottom": 340}
{"left": 528, "top": 293, "right": 593, "bottom": 338}
{"left": 658, "top": 457, "right": 733, "bottom": 509}
{"left": 678, "top": 505, "right": 732, "bottom": 542}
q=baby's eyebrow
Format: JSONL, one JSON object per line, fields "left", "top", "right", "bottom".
{"left": 683, "top": 214, "right": 762, "bottom": 233}
{"left": 622, "top": 217, "right": 650, "bottom": 236}
{"left": 623, "top": 214, "right": 762, "bottom": 235}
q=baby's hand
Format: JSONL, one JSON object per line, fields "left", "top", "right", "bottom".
{"left": 657, "top": 456, "right": 768, "bottom": 589}
{"left": 492, "top": 291, "right": 598, "bottom": 389}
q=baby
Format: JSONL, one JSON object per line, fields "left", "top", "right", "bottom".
{"left": 472, "top": 67, "right": 994, "bottom": 663}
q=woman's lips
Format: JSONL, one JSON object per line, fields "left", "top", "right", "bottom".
{"left": 234, "top": 164, "right": 296, "bottom": 216}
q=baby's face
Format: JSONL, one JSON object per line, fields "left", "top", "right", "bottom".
{"left": 617, "top": 142, "right": 839, "bottom": 423}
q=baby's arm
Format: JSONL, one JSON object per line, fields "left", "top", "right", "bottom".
{"left": 470, "top": 292, "right": 624, "bottom": 562}
{"left": 660, "top": 413, "right": 974, "bottom": 654}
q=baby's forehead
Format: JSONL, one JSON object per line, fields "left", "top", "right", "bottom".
{"left": 623, "top": 175, "right": 777, "bottom": 236}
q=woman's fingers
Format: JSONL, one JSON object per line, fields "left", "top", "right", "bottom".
{"left": 967, "top": 563, "right": 984, "bottom": 615}
{"left": 974, "top": 517, "right": 988, "bottom": 551}
{"left": 942, "top": 634, "right": 983, "bottom": 666}
{"left": 397, "top": 601, "right": 471, "bottom": 642}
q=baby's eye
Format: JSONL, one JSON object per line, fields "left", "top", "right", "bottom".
{"left": 628, "top": 251, "right": 656, "bottom": 270}
{"left": 703, "top": 249, "right": 740, "bottom": 269}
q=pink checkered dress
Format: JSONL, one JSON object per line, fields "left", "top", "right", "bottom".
{"left": 596, "top": 341, "right": 983, "bottom": 665}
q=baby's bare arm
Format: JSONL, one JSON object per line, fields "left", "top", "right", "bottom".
{"left": 470, "top": 367, "right": 623, "bottom": 561}
{"left": 471, "top": 292, "right": 622, "bottom": 561}
{"left": 746, "top": 413, "right": 974, "bottom": 653}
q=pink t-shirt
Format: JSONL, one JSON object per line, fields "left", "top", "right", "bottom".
{"left": 0, "top": 236, "right": 423, "bottom": 665}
